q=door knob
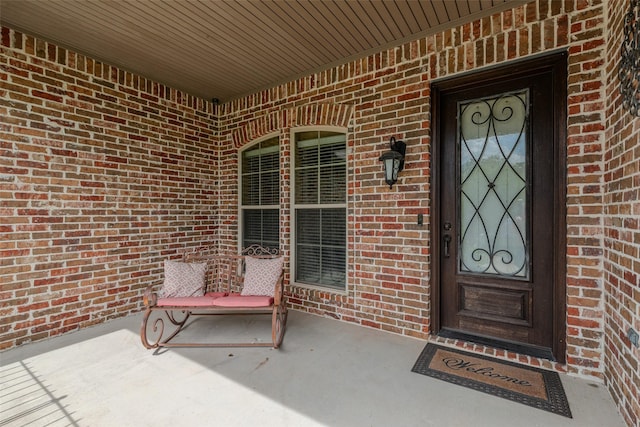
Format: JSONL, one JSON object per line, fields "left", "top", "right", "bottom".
{"left": 443, "top": 234, "right": 451, "bottom": 258}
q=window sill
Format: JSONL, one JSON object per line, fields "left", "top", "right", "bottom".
{"left": 290, "top": 281, "right": 349, "bottom": 296}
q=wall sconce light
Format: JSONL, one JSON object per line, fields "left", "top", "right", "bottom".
{"left": 379, "top": 136, "right": 406, "bottom": 188}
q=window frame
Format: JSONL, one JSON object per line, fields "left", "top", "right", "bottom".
{"left": 238, "top": 134, "right": 280, "bottom": 253}
{"left": 290, "top": 126, "right": 349, "bottom": 292}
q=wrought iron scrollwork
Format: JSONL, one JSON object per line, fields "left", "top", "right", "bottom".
{"left": 242, "top": 244, "right": 279, "bottom": 256}
{"left": 140, "top": 309, "right": 190, "bottom": 349}
{"left": 620, "top": 0, "right": 640, "bottom": 117}
{"left": 458, "top": 91, "right": 529, "bottom": 278}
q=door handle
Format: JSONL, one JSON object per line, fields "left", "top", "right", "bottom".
{"left": 443, "top": 234, "right": 451, "bottom": 258}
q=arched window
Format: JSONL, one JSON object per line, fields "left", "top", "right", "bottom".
{"left": 240, "top": 136, "right": 279, "bottom": 251}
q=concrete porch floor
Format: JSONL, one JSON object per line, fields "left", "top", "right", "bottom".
{"left": 0, "top": 310, "right": 626, "bottom": 427}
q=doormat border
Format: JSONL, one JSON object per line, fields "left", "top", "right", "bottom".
{"left": 411, "top": 343, "right": 572, "bottom": 418}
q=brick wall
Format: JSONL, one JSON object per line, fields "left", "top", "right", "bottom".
{"left": 1, "top": 2, "right": 638, "bottom": 424}
{"left": 0, "top": 27, "right": 218, "bottom": 350}
{"left": 218, "top": 0, "right": 611, "bottom": 378}
{"left": 603, "top": 0, "right": 640, "bottom": 425}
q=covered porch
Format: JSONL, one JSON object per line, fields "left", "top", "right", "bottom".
{"left": 1, "top": 0, "right": 639, "bottom": 425}
{"left": 1, "top": 311, "right": 625, "bottom": 427}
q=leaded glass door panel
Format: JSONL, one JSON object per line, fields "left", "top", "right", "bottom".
{"left": 459, "top": 89, "right": 529, "bottom": 279}
{"left": 433, "top": 54, "right": 567, "bottom": 361}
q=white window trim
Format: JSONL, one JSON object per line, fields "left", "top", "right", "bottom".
{"left": 290, "top": 126, "right": 349, "bottom": 294}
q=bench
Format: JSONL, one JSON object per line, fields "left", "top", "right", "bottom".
{"left": 140, "top": 245, "right": 287, "bottom": 349}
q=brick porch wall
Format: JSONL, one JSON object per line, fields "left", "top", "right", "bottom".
{"left": 218, "top": 0, "right": 610, "bottom": 377}
{"left": 603, "top": 0, "right": 640, "bottom": 425}
{"left": 0, "top": 1, "right": 637, "bottom": 424}
{"left": 0, "top": 28, "right": 218, "bottom": 349}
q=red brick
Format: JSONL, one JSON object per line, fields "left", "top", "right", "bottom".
{"left": 0, "top": 6, "right": 635, "bottom": 418}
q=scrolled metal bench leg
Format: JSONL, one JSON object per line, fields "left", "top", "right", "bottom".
{"left": 140, "top": 308, "right": 191, "bottom": 348}
{"left": 280, "top": 305, "right": 288, "bottom": 344}
{"left": 272, "top": 304, "right": 288, "bottom": 348}
{"left": 140, "top": 308, "right": 163, "bottom": 349}
{"left": 158, "top": 310, "right": 190, "bottom": 346}
{"left": 140, "top": 308, "right": 153, "bottom": 349}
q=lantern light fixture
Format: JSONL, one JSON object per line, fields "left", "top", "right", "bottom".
{"left": 379, "top": 136, "right": 406, "bottom": 189}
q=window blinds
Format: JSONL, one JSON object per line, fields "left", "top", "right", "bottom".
{"left": 241, "top": 137, "right": 279, "bottom": 251}
{"left": 294, "top": 131, "right": 346, "bottom": 288}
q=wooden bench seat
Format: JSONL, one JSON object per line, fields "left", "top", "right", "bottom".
{"left": 140, "top": 246, "right": 287, "bottom": 349}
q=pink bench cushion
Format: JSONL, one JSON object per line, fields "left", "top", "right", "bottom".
{"left": 157, "top": 296, "right": 219, "bottom": 307}
{"left": 211, "top": 295, "right": 274, "bottom": 308}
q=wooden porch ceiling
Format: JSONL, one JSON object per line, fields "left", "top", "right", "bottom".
{"left": 0, "top": 0, "right": 528, "bottom": 102}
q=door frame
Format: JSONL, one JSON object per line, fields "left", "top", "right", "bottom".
{"left": 429, "top": 52, "right": 568, "bottom": 362}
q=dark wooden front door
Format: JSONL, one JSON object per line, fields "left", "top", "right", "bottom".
{"left": 431, "top": 54, "right": 567, "bottom": 361}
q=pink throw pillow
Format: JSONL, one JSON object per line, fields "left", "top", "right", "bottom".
{"left": 240, "top": 256, "right": 283, "bottom": 297}
{"left": 161, "top": 260, "right": 206, "bottom": 297}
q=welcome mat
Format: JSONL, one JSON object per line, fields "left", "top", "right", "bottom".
{"left": 412, "top": 344, "right": 572, "bottom": 418}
